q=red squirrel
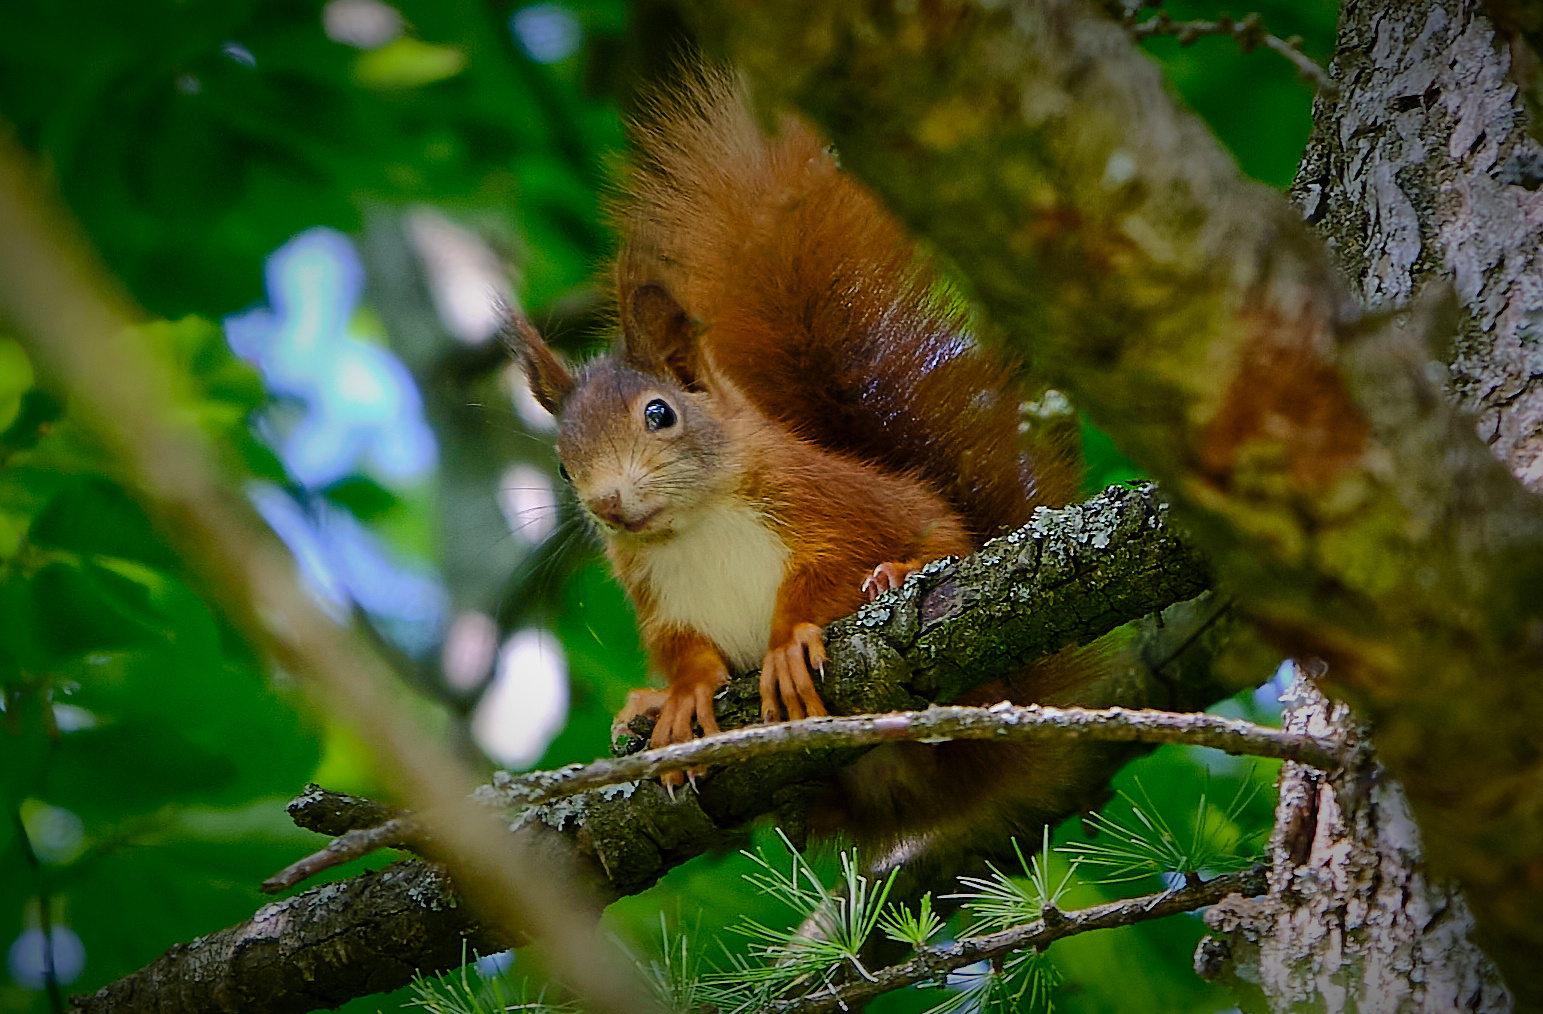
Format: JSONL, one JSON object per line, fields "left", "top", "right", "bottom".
{"left": 513, "top": 69, "right": 1089, "bottom": 826}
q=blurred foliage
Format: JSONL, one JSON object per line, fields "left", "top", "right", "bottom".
{"left": 0, "top": 0, "right": 1334, "bottom": 1010}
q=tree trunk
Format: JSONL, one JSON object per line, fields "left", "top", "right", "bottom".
{"left": 1199, "top": 675, "right": 1511, "bottom": 1013}
{"left": 1286, "top": 0, "right": 1543, "bottom": 1005}
{"left": 1295, "top": 0, "right": 1543, "bottom": 490}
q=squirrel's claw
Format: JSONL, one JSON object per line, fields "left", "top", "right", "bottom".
{"left": 759, "top": 623, "right": 829, "bottom": 724}
{"left": 862, "top": 560, "right": 921, "bottom": 601}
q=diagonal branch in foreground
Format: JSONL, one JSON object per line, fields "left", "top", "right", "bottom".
{"left": 0, "top": 113, "right": 647, "bottom": 1014}
{"left": 71, "top": 483, "right": 1219, "bottom": 1014}
{"left": 767, "top": 867, "right": 1268, "bottom": 1014}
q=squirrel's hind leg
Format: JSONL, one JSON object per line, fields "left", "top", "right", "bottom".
{"left": 612, "top": 687, "right": 670, "bottom": 743}
{"left": 861, "top": 560, "right": 922, "bottom": 601}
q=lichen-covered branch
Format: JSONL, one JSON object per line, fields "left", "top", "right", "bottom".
{"left": 71, "top": 484, "right": 1219, "bottom": 1013}
{"left": 769, "top": 867, "right": 1268, "bottom": 1014}
{"left": 1198, "top": 677, "right": 1512, "bottom": 1013}
{"left": 282, "top": 785, "right": 404, "bottom": 837}
{"left": 688, "top": 0, "right": 1543, "bottom": 997}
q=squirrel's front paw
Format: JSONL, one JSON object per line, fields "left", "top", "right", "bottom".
{"left": 759, "top": 623, "right": 829, "bottom": 723}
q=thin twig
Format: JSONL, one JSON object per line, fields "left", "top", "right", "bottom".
{"left": 263, "top": 706, "right": 1337, "bottom": 891}
{"left": 260, "top": 818, "right": 419, "bottom": 893}
{"left": 476, "top": 704, "right": 1344, "bottom": 808}
{"left": 761, "top": 866, "right": 1268, "bottom": 1013}
{"left": 1131, "top": 11, "right": 1338, "bottom": 95}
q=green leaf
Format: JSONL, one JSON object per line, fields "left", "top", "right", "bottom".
{"left": 323, "top": 475, "right": 401, "bottom": 521}
{"left": 0, "top": 388, "right": 66, "bottom": 455}
{"left": 31, "top": 562, "right": 166, "bottom": 658}
{"left": 140, "top": 316, "right": 266, "bottom": 416}
{"left": 352, "top": 38, "right": 467, "bottom": 89}
{"left": 0, "top": 337, "right": 36, "bottom": 434}
{"left": 0, "top": 574, "right": 45, "bottom": 671}
{"left": 29, "top": 478, "right": 179, "bottom": 571}
{"left": 42, "top": 720, "right": 238, "bottom": 816}
{"left": 0, "top": 687, "right": 53, "bottom": 809}
{"left": 57, "top": 577, "right": 321, "bottom": 807}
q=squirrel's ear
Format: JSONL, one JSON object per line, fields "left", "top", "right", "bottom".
{"left": 505, "top": 313, "right": 575, "bottom": 414}
{"left": 622, "top": 283, "right": 703, "bottom": 390}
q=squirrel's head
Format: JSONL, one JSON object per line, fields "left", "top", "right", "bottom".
{"left": 511, "top": 284, "right": 738, "bottom": 543}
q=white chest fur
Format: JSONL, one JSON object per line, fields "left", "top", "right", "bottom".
{"left": 636, "top": 503, "right": 790, "bottom": 673}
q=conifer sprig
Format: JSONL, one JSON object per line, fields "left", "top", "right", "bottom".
{"left": 1059, "top": 772, "right": 1266, "bottom": 882}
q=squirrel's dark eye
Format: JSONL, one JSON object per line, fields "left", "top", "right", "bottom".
{"left": 643, "top": 398, "right": 677, "bottom": 431}
{"left": 557, "top": 462, "right": 571, "bottom": 482}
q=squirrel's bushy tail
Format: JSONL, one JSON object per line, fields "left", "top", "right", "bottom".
{"left": 611, "top": 67, "right": 1079, "bottom": 541}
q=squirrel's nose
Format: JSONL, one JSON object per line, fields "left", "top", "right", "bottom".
{"left": 588, "top": 492, "right": 625, "bottom": 527}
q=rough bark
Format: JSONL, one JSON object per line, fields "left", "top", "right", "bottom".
{"left": 1199, "top": 678, "right": 1512, "bottom": 1014}
{"left": 685, "top": 0, "right": 1543, "bottom": 998}
{"left": 68, "top": 863, "right": 507, "bottom": 1014}
{"left": 1294, "top": 0, "right": 1543, "bottom": 491}
{"left": 67, "top": 484, "right": 1221, "bottom": 1013}
{"left": 1291, "top": 0, "right": 1543, "bottom": 999}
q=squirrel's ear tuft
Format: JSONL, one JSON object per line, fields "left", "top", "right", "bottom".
{"left": 622, "top": 282, "right": 703, "bottom": 391}
{"left": 504, "top": 312, "right": 575, "bottom": 415}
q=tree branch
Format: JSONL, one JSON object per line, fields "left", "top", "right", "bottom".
{"left": 261, "top": 819, "right": 418, "bottom": 894}
{"left": 263, "top": 702, "right": 1335, "bottom": 892}
{"left": 67, "top": 863, "right": 510, "bottom": 1014}
{"left": 485, "top": 702, "right": 1344, "bottom": 809}
{"left": 0, "top": 125, "right": 649, "bottom": 1013}
{"left": 767, "top": 866, "right": 1268, "bottom": 1014}
{"left": 1198, "top": 676, "right": 1511, "bottom": 1012}
{"left": 72, "top": 483, "right": 1221, "bottom": 1013}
